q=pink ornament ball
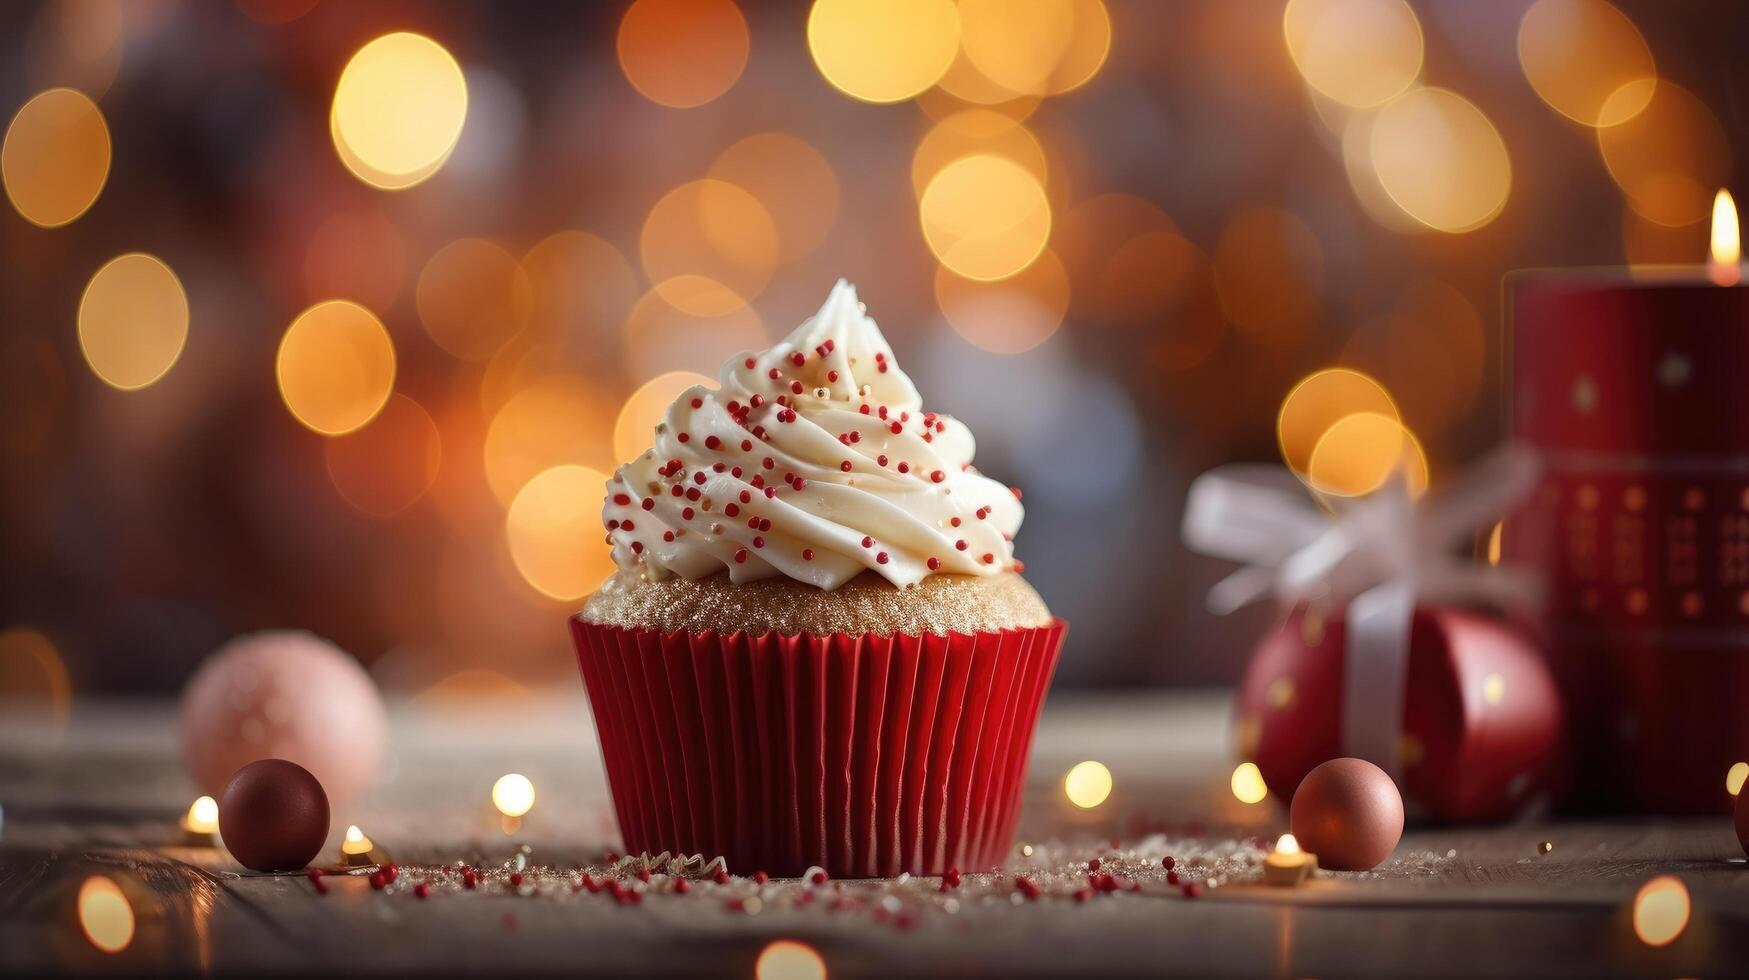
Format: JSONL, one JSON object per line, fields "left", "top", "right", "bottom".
{"left": 180, "top": 630, "right": 385, "bottom": 805}
{"left": 1289, "top": 757, "right": 1405, "bottom": 871}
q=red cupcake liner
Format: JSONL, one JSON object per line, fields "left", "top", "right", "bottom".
{"left": 571, "top": 616, "right": 1066, "bottom": 878}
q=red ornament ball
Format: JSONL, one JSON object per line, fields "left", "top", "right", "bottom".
{"left": 218, "top": 759, "right": 330, "bottom": 872}
{"left": 1289, "top": 757, "right": 1404, "bottom": 871}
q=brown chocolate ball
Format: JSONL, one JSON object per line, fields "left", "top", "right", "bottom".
{"left": 1289, "top": 757, "right": 1404, "bottom": 871}
{"left": 218, "top": 759, "right": 330, "bottom": 872}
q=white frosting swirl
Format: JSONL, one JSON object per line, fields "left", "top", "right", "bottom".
{"left": 602, "top": 280, "right": 1024, "bottom": 591}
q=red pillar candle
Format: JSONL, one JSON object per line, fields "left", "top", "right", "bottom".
{"left": 1506, "top": 204, "right": 1749, "bottom": 813}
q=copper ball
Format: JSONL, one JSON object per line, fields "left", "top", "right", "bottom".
{"left": 1289, "top": 757, "right": 1404, "bottom": 871}
{"left": 218, "top": 759, "right": 330, "bottom": 872}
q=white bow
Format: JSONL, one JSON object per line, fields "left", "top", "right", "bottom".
{"left": 1181, "top": 445, "right": 1544, "bottom": 779}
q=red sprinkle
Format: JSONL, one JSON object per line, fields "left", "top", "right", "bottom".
{"left": 955, "top": 540, "right": 968, "bottom": 551}
{"left": 930, "top": 470, "right": 945, "bottom": 483}
{"left": 809, "top": 870, "right": 829, "bottom": 885}
{"left": 674, "top": 878, "right": 689, "bottom": 894}
{"left": 705, "top": 435, "right": 721, "bottom": 450}
{"left": 876, "top": 552, "right": 889, "bottom": 564}
{"left": 802, "top": 549, "right": 814, "bottom": 561}
{"left": 790, "top": 352, "right": 806, "bottom": 367}
{"left": 753, "top": 871, "right": 770, "bottom": 884}
{"left": 741, "top": 439, "right": 753, "bottom": 451}
{"left": 642, "top": 498, "right": 655, "bottom": 511}
{"left": 677, "top": 432, "right": 690, "bottom": 443}
{"left": 613, "top": 493, "right": 631, "bottom": 506}
{"left": 744, "top": 357, "right": 756, "bottom": 369}
{"left": 861, "top": 536, "right": 874, "bottom": 548}
{"left": 768, "top": 368, "right": 781, "bottom": 380}
{"left": 927, "top": 557, "right": 940, "bottom": 570}
{"left": 734, "top": 549, "right": 748, "bottom": 563}
{"left": 713, "top": 869, "right": 731, "bottom": 885}
{"left": 1162, "top": 856, "right": 1176, "bottom": 871}
{"left": 690, "top": 397, "right": 703, "bottom": 409}
{"left": 414, "top": 883, "right": 430, "bottom": 900}
{"left": 827, "top": 370, "right": 839, "bottom": 383}
{"left": 1016, "top": 878, "right": 1040, "bottom": 899}
{"left": 753, "top": 536, "right": 765, "bottom": 548}
{"left": 841, "top": 460, "right": 853, "bottom": 472}
{"left": 791, "top": 381, "right": 804, "bottom": 395}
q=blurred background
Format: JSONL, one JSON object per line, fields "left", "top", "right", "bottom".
{"left": 1, "top": 0, "right": 1745, "bottom": 709}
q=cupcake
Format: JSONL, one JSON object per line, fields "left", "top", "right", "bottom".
{"left": 571, "top": 280, "right": 1064, "bottom": 878}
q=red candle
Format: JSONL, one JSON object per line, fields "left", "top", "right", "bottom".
{"left": 1506, "top": 191, "right": 1749, "bottom": 814}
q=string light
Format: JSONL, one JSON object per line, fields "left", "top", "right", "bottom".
{"left": 1231, "top": 762, "right": 1268, "bottom": 805}
{"left": 1063, "top": 760, "right": 1112, "bottom": 809}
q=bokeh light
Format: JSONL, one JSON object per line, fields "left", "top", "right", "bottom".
{"left": 505, "top": 464, "right": 616, "bottom": 601}
{"left": 0, "top": 627, "right": 71, "bottom": 737}
{"left": 756, "top": 940, "right": 828, "bottom": 980}
{"left": 919, "top": 154, "right": 1052, "bottom": 282}
{"left": 520, "top": 230, "right": 641, "bottom": 346}
{"left": 708, "top": 133, "right": 839, "bottom": 264}
{"left": 0, "top": 334, "right": 65, "bottom": 458}
{"left": 641, "top": 179, "right": 779, "bottom": 313}
{"left": 1369, "top": 87, "right": 1512, "bottom": 233}
{"left": 77, "top": 876, "right": 134, "bottom": 954}
{"left": 1598, "top": 80, "right": 1731, "bottom": 227}
{"left": 614, "top": 370, "right": 714, "bottom": 464}
{"left": 483, "top": 375, "right": 616, "bottom": 505}
{"left": 1056, "top": 193, "right": 1179, "bottom": 325}
{"left": 1042, "top": 0, "right": 1113, "bottom": 95}
{"left": 416, "top": 238, "right": 532, "bottom": 362}
{"left": 277, "top": 300, "right": 397, "bottom": 436}
{"left": 1725, "top": 761, "right": 1747, "bottom": 797}
{"left": 1517, "top": 0, "right": 1655, "bottom": 128}
{"left": 77, "top": 253, "right": 189, "bottom": 391}
{"left": 303, "top": 208, "right": 408, "bottom": 314}
{"left": 491, "top": 772, "right": 536, "bottom": 816}
{"left": 911, "top": 108, "right": 1048, "bottom": 199}
{"left": 1283, "top": 0, "right": 1423, "bottom": 108}
{"left": 1341, "top": 279, "right": 1485, "bottom": 438}
{"left": 1213, "top": 207, "right": 1323, "bottom": 351}
{"left": 25, "top": 0, "right": 125, "bottom": 100}
{"left": 956, "top": 0, "right": 1076, "bottom": 98}
{"left": 331, "top": 32, "right": 468, "bottom": 191}
{"left": 2, "top": 87, "right": 110, "bottom": 227}
{"left": 617, "top": 0, "right": 750, "bottom": 109}
{"left": 1307, "top": 411, "right": 1429, "bottom": 498}
{"left": 1277, "top": 367, "right": 1400, "bottom": 475}
{"left": 623, "top": 278, "right": 766, "bottom": 380}
{"left": 807, "top": 0, "right": 961, "bottom": 104}
{"left": 235, "top": 0, "right": 320, "bottom": 24}
{"left": 1631, "top": 875, "right": 1690, "bottom": 947}
{"left": 1063, "top": 760, "right": 1112, "bottom": 809}
{"left": 324, "top": 393, "right": 443, "bottom": 517}
{"left": 935, "top": 249, "right": 1068, "bottom": 355}
{"left": 1231, "top": 761, "right": 1268, "bottom": 804}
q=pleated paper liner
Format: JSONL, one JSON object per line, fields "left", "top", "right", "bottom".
{"left": 571, "top": 617, "right": 1066, "bottom": 879}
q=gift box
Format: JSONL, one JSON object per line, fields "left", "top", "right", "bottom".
{"left": 1236, "top": 603, "right": 1563, "bottom": 822}
{"left": 1507, "top": 272, "right": 1749, "bottom": 813}
{"left": 571, "top": 617, "right": 1065, "bottom": 878}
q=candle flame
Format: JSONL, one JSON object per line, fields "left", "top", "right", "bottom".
{"left": 1710, "top": 189, "right": 1740, "bottom": 285}
{"left": 341, "top": 824, "right": 374, "bottom": 854}
{"left": 1274, "top": 833, "right": 1302, "bottom": 856}
{"left": 183, "top": 796, "right": 219, "bottom": 834}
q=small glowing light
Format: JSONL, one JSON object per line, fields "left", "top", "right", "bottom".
{"left": 755, "top": 939, "right": 828, "bottom": 980}
{"left": 1042, "top": 0, "right": 1113, "bottom": 95}
{"left": 77, "top": 253, "right": 189, "bottom": 391}
{"left": 1537, "top": 840, "right": 1554, "bottom": 854}
{"left": 1709, "top": 189, "right": 1740, "bottom": 285}
{"left": 2, "top": 87, "right": 109, "bottom": 227}
{"left": 807, "top": 0, "right": 961, "bottom": 104}
{"left": 1598, "top": 80, "right": 1730, "bottom": 228}
{"left": 919, "top": 154, "right": 1052, "bottom": 282}
{"left": 1482, "top": 672, "right": 1506, "bottom": 706}
{"left": 1487, "top": 521, "right": 1504, "bottom": 566}
{"left": 955, "top": 0, "right": 1076, "bottom": 97}
{"left": 415, "top": 237, "right": 532, "bottom": 362}
{"left": 1283, "top": 0, "right": 1424, "bottom": 109}
{"left": 1517, "top": 0, "right": 1654, "bottom": 128}
{"left": 1370, "top": 87, "right": 1512, "bottom": 234}
{"left": 1307, "top": 411, "right": 1430, "bottom": 498}
{"left": 618, "top": 0, "right": 750, "bottom": 109}
{"left": 341, "top": 824, "right": 374, "bottom": 855}
{"left": 640, "top": 179, "right": 778, "bottom": 313}
{"left": 613, "top": 370, "right": 715, "bottom": 464}
{"left": 1263, "top": 833, "right": 1315, "bottom": 885}
{"left": 182, "top": 796, "right": 219, "bottom": 835}
{"left": 1274, "top": 833, "right": 1301, "bottom": 857}
{"left": 505, "top": 465, "right": 616, "bottom": 601}
{"left": 1726, "top": 761, "right": 1748, "bottom": 796}
{"left": 0, "top": 626, "right": 71, "bottom": 736}
{"left": 492, "top": 773, "right": 536, "bottom": 817}
{"left": 1632, "top": 875, "right": 1690, "bottom": 947}
{"left": 1277, "top": 368, "right": 1401, "bottom": 476}
{"left": 77, "top": 876, "right": 134, "bottom": 954}
{"left": 25, "top": 0, "right": 125, "bottom": 100}
{"left": 331, "top": 32, "right": 468, "bottom": 190}
{"left": 1231, "top": 762, "right": 1268, "bottom": 805}
{"left": 324, "top": 393, "right": 443, "bottom": 517}
{"left": 276, "top": 300, "right": 397, "bottom": 436}
{"left": 1064, "top": 760, "right": 1112, "bottom": 809}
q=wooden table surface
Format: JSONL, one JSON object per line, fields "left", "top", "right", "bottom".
{"left": 3, "top": 690, "right": 1747, "bottom": 977}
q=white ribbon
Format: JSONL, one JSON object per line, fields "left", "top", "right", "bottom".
{"left": 1182, "top": 445, "right": 1544, "bottom": 781}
